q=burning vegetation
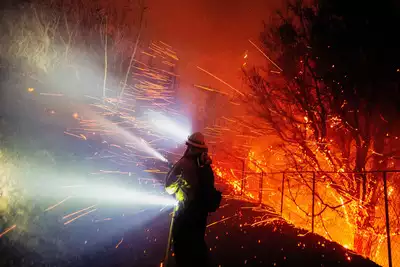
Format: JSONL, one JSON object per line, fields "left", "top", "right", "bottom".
{"left": 206, "top": 1, "right": 400, "bottom": 266}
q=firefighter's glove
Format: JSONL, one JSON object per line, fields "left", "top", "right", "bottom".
{"left": 176, "top": 176, "right": 189, "bottom": 188}
{"left": 174, "top": 176, "right": 190, "bottom": 202}
{"left": 165, "top": 175, "right": 190, "bottom": 202}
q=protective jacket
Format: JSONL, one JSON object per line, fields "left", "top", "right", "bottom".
{"left": 165, "top": 152, "right": 221, "bottom": 214}
{"left": 166, "top": 154, "right": 201, "bottom": 213}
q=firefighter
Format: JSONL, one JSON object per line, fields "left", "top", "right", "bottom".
{"left": 165, "top": 132, "right": 221, "bottom": 267}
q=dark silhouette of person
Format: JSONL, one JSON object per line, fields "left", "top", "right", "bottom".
{"left": 165, "top": 132, "right": 221, "bottom": 267}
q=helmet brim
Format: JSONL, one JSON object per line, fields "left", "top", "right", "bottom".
{"left": 186, "top": 140, "right": 208, "bottom": 149}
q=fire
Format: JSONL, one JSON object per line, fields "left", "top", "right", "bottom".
{"left": 212, "top": 146, "right": 397, "bottom": 267}
{"left": 388, "top": 186, "right": 394, "bottom": 197}
{"left": 213, "top": 165, "right": 255, "bottom": 200}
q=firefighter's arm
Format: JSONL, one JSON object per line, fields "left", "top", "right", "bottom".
{"left": 165, "top": 163, "right": 186, "bottom": 195}
{"left": 165, "top": 178, "right": 182, "bottom": 195}
{"left": 166, "top": 184, "right": 178, "bottom": 195}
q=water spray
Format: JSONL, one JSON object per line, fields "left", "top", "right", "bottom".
{"left": 89, "top": 111, "right": 168, "bottom": 162}
{"left": 146, "top": 110, "right": 191, "bottom": 143}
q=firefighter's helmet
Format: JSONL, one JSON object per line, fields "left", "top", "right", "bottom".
{"left": 186, "top": 132, "right": 208, "bottom": 149}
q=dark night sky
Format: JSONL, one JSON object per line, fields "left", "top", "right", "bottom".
{"left": 144, "top": 0, "right": 281, "bottom": 104}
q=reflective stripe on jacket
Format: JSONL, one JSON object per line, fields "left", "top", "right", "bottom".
{"left": 165, "top": 155, "right": 200, "bottom": 208}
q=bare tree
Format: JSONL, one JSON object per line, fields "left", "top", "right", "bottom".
{"left": 244, "top": 0, "right": 400, "bottom": 257}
